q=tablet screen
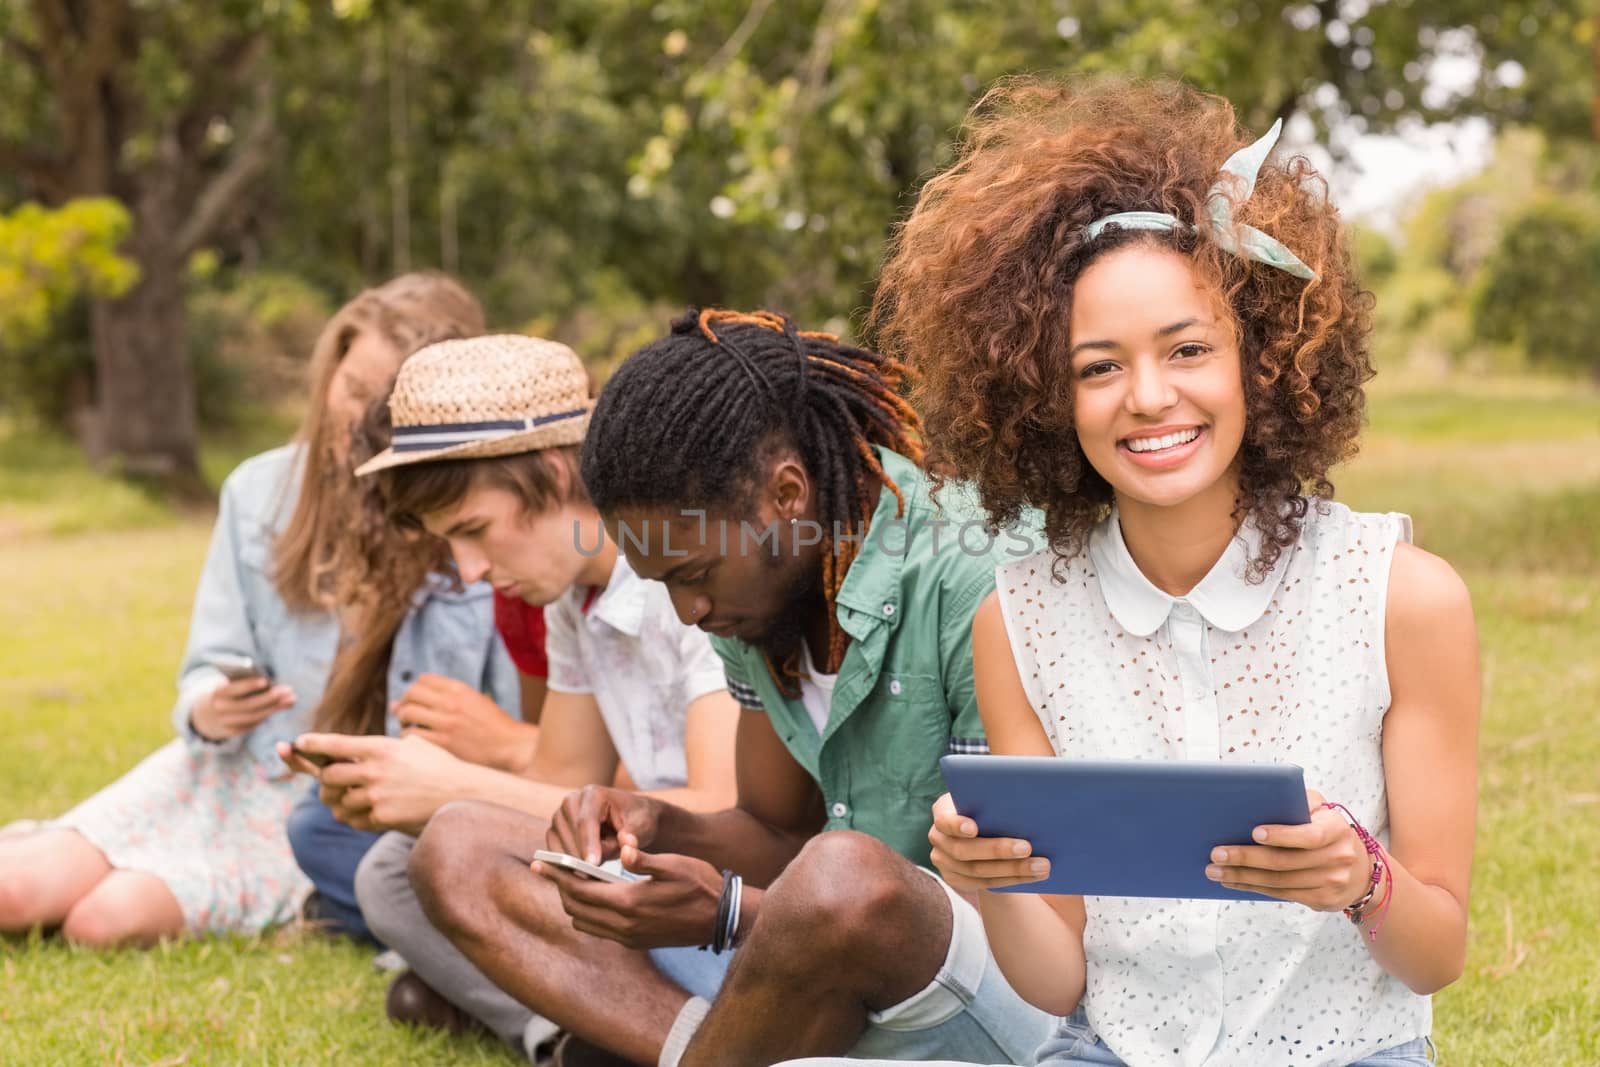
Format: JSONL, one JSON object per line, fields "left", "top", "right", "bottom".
{"left": 940, "top": 756, "right": 1310, "bottom": 901}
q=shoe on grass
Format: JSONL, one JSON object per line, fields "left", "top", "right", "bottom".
{"left": 385, "top": 969, "right": 488, "bottom": 1038}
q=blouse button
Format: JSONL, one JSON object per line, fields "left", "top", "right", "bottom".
{"left": 889, "top": 679, "right": 903, "bottom": 695}
{"left": 882, "top": 603, "right": 895, "bottom": 616}
{"left": 830, "top": 801, "right": 849, "bottom": 818}
{"left": 400, "top": 669, "right": 415, "bottom": 683}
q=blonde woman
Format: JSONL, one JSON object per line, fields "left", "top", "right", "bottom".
{"left": 0, "top": 273, "right": 517, "bottom": 946}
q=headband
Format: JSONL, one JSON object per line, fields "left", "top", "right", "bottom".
{"left": 1083, "top": 119, "right": 1317, "bottom": 281}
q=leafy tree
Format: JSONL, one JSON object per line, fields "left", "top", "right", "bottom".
{"left": 0, "top": 0, "right": 283, "bottom": 490}
{"left": 0, "top": 198, "right": 135, "bottom": 349}
{"left": 4, "top": 1, "right": 1596, "bottom": 481}
{"left": 0, "top": 198, "right": 135, "bottom": 429}
{"left": 1475, "top": 196, "right": 1600, "bottom": 377}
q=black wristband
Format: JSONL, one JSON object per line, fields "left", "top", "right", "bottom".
{"left": 711, "top": 869, "right": 736, "bottom": 954}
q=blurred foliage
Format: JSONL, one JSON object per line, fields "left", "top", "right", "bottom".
{"left": 1476, "top": 197, "right": 1600, "bottom": 377}
{"left": 187, "top": 268, "right": 331, "bottom": 427}
{"left": 262, "top": 0, "right": 1600, "bottom": 331}
{"left": 1361, "top": 128, "right": 1600, "bottom": 377}
{"left": 0, "top": 199, "right": 137, "bottom": 422}
{"left": 2, "top": 1, "right": 1598, "bottom": 431}
{"left": 0, "top": 199, "right": 136, "bottom": 349}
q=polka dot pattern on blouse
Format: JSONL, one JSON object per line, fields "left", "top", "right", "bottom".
{"left": 995, "top": 501, "right": 1429, "bottom": 1067}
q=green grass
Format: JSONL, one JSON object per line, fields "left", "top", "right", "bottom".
{"left": 0, "top": 408, "right": 297, "bottom": 538}
{"left": 4, "top": 929, "right": 512, "bottom": 1066}
{"left": 4, "top": 379, "right": 1600, "bottom": 1064}
{"left": 1363, "top": 374, "right": 1600, "bottom": 445}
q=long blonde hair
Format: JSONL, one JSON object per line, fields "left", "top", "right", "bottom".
{"left": 313, "top": 394, "right": 456, "bottom": 736}
{"left": 272, "top": 272, "right": 485, "bottom": 613}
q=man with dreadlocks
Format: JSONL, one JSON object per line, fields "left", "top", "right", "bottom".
{"left": 408, "top": 309, "right": 1052, "bottom": 1067}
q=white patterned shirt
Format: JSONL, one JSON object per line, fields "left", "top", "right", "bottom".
{"left": 996, "top": 501, "right": 1428, "bottom": 1067}
{"left": 544, "top": 554, "right": 727, "bottom": 791}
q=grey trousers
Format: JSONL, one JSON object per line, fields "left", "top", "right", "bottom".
{"left": 354, "top": 830, "right": 557, "bottom": 1057}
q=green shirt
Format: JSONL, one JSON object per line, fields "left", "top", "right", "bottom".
{"left": 714, "top": 447, "right": 1029, "bottom": 866}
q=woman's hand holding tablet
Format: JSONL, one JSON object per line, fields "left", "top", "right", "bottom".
{"left": 937, "top": 756, "right": 1313, "bottom": 901}
{"left": 1203, "top": 787, "right": 1379, "bottom": 911}
{"left": 927, "top": 792, "right": 1051, "bottom": 892}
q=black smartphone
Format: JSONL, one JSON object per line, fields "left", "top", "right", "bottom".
{"left": 289, "top": 744, "right": 339, "bottom": 770}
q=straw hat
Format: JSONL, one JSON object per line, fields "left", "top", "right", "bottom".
{"left": 355, "top": 334, "right": 593, "bottom": 476}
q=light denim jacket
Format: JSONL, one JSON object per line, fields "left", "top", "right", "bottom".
{"left": 172, "top": 445, "right": 519, "bottom": 774}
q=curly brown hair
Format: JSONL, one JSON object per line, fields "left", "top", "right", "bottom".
{"left": 872, "top": 76, "right": 1375, "bottom": 577}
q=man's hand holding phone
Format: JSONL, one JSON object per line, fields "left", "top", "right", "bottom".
{"left": 544, "top": 785, "right": 663, "bottom": 866}
{"left": 276, "top": 733, "right": 469, "bottom": 835}
{"left": 532, "top": 785, "right": 727, "bottom": 949}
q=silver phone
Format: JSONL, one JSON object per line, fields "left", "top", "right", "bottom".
{"left": 532, "top": 849, "right": 632, "bottom": 884}
{"left": 206, "top": 652, "right": 272, "bottom": 684}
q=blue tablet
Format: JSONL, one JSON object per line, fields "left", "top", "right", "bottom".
{"left": 939, "top": 755, "right": 1310, "bottom": 901}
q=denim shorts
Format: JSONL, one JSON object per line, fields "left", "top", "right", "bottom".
{"left": 785, "top": 1002, "right": 1435, "bottom": 1067}
{"left": 1035, "top": 1010, "right": 1438, "bottom": 1066}
{"left": 778, "top": 872, "right": 1055, "bottom": 1065}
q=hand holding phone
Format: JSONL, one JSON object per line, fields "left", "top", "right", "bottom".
{"left": 532, "top": 849, "right": 632, "bottom": 884}
{"left": 191, "top": 664, "right": 294, "bottom": 741}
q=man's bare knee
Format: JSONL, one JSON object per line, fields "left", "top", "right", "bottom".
{"left": 747, "top": 832, "right": 950, "bottom": 1009}
{"left": 409, "top": 801, "right": 490, "bottom": 930}
{"left": 762, "top": 832, "right": 936, "bottom": 960}
{"left": 411, "top": 800, "right": 553, "bottom": 940}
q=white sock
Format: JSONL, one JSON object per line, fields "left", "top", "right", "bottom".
{"left": 521, "top": 1014, "right": 560, "bottom": 1063}
{"left": 658, "top": 995, "right": 713, "bottom": 1067}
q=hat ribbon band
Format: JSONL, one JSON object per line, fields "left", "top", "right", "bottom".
{"left": 391, "top": 408, "right": 589, "bottom": 452}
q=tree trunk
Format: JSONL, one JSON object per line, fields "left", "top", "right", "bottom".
{"left": 85, "top": 220, "right": 204, "bottom": 496}
{"left": 388, "top": 20, "right": 411, "bottom": 274}
{"left": 1592, "top": 17, "right": 1600, "bottom": 142}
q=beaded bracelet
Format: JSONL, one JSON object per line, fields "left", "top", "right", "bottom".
{"left": 1319, "top": 801, "right": 1394, "bottom": 943}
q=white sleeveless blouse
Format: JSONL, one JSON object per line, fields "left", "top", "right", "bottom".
{"left": 996, "top": 501, "right": 1428, "bottom": 1067}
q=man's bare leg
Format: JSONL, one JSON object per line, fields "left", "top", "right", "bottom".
{"left": 411, "top": 801, "right": 691, "bottom": 1066}
{"left": 680, "top": 831, "right": 952, "bottom": 1067}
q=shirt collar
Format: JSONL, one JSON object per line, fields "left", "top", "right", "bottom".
{"left": 583, "top": 552, "right": 647, "bottom": 637}
{"left": 833, "top": 445, "right": 921, "bottom": 629}
{"left": 1088, "top": 508, "right": 1289, "bottom": 636}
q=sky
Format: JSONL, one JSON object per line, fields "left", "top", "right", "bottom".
{"left": 1288, "top": 29, "right": 1507, "bottom": 232}
{"left": 1301, "top": 116, "right": 1495, "bottom": 232}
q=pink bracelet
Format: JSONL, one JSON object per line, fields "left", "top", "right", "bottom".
{"left": 1319, "top": 801, "right": 1393, "bottom": 942}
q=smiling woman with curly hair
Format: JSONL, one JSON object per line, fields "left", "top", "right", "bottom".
{"left": 874, "top": 76, "right": 1372, "bottom": 576}
{"left": 844, "top": 76, "right": 1482, "bottom": 1067}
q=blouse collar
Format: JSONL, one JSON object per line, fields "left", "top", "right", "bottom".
{"left": 1088, "top": 508, "right": 1290, "bottom": 636}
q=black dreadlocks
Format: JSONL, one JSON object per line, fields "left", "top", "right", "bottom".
{"left": 581, "top": 307, "right": 924, "bottom": 674}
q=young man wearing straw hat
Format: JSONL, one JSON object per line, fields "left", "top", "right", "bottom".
{"left": 403, "top": 311, "right": 1052, "bottom": 1067}
{"left": 279, "top": 334, "right": 741, "bottom": 1061}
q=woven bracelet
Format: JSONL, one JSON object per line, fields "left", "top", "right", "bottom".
{"left": 1319, "top": 801, "right": 1394, "bottom": 942}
